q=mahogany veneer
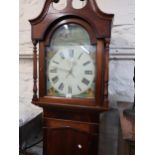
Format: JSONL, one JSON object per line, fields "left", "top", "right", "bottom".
{"left": 29, "top": 0, "right": 114, "bottom": 155}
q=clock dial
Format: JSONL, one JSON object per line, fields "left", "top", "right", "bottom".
{"left": 46, "top": 24, "right": 96, "bottom": 98}
{"left": 48, "top": 47, "right": 95, "bottom": 97}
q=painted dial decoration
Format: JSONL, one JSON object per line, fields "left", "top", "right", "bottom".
{"left": 46, "top": 24, "right": 96, "bottom": 98}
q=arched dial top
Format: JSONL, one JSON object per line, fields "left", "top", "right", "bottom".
{"left": 46, "top": 24, "right": 96, "bottom": 98}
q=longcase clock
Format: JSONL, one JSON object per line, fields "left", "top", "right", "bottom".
{"left": 29, "top": 0, "right": 114, "bottom": 155}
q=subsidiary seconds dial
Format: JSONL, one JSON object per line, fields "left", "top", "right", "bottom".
{"left": 48, "top": 46, "right": 95, "bottom": 98}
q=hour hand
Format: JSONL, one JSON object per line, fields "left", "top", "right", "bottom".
{"left": 65, "top": 67, "right": 75, "bottom": 78}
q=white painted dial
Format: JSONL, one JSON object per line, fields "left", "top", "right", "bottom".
{"left": 48, "top": 46, "right": 95, "bottom": 97}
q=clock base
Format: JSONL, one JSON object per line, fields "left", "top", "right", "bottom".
{"left": 42, "top": 106, "right": 102, "bottom": 155}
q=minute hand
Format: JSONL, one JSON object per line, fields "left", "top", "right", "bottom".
{"left": 54, "top": 67, "right": 70, "bottom": 72}
{"left": 65, "top": 61, "right": 76, "bottom": 78}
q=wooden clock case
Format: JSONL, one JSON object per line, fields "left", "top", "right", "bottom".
{"left": 29, "top": 0, "right": 114, "bottom": 154}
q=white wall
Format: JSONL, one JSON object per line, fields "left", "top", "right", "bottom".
{"left": 19, "top": 0, "right": 135, "bottom": 109}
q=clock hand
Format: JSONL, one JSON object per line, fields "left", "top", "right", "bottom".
{"left": 65, "top": 61, "right": 76, "bottom": 78}
{"left": 53, "top": 66, "right": 70, "bottom": 72}
{"left": 70, "top": 70, "right": 75, "bottom": 78}
{"left": 65, "top": 69, "right": 75, "bottom": 78}
{"left": 65, "top": 69, "right": 71, "bottom": 78}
